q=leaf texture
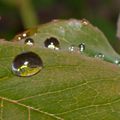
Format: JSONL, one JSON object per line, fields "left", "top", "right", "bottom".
{"left": 0, "top": 19, "right": 120, "bottom": 120}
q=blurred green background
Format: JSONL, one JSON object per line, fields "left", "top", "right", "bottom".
{"left": 0, "top": 0, "right": 120, "bottom": 44}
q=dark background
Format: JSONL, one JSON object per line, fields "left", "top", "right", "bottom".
{"left": 0, "top": 0, "right": 120, "bottom": 43}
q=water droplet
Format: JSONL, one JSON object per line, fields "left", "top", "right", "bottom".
{"left": 18, "top": 36, "right": 22, "bottom": 40}
{"left": 78, "top": 43, "right": 85, "bottom": 52}
{"left": 44, "top": 37, "right": 60, "bottom": 50}
{"left": 81, "top": 19, "right": 89, "bottom": 25}
{"left": 95, "top": 53, "right": 104, "bottom": 59}
{"left": 68, "top": 45, "right": 79, "bottom": 52}
{"left": 114, "top": 59, "right": 120, "bottom": 66}
{"left": 68, "top": 45, "right": 74, "bottom": 52}
{"left": 12, "top": 52, "right": 43, "bottom": 77}
{"left": 25, "top": 38, "right": 34, "bottom": 46}
{"left": 22, "top": 33, "right": 27, "bottom": 37}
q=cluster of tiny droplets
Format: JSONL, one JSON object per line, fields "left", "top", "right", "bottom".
{"left": 68, "top": 45, "right": 75, "bottom": 52}
{"left": 68, "top": 43, "right": 120, "bottom": 67}
{"left": 94, "top": 53, "right": 105, "bottom": 59}
{"left": 17, "top": 33, "right": 28, "bottom": 41}
{"left": 26, "top": 37, "right": 120, "bottom": 66}
{"left": 68, "top": 43, "right": 85, "bottom": 53}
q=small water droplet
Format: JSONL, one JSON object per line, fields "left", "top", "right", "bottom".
{"left": 68, "top": 45, "right": 74, "bottom": 52}
{"left": 68, "top": 45, "right": 79, "bottom": 52}
{"left": 81, "top": 19, "right": 89, "bottom": 25}
{"left": 114, "top": 59, "right": 120, "bottom": 65}
{"left": 95, "top": 53, "right": 104, "bottom": 59}
{"left": 44, "top": 37, "right": 60, "bottom": 50}
{"left": 18, "top": 36, "right": 22, "bottom": 40}
{"left": 25, "top": 38, "right": 34, "bottom": 46}
{"left": 78, "top": 43, "right": 85, "bottom": 52}
{"left": 12, "top": 52, "right": 43, "bottom": 77}
{"left": 22, "top": 33, "right": 27, "bottom": 37}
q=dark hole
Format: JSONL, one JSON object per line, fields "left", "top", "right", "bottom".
{"left": 44, "top": 37, "right": 60, "bottom": 48}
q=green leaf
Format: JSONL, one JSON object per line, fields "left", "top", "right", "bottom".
{"left": 0, "top": 19, "right": 120, "bottom": 120}
{"left": 13, "top": 19, "right": 120, "bottom": 63}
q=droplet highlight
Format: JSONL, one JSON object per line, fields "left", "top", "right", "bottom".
{"left": 79, "top": 43, "right": 85, "bottom": 52}
{"left": 18, "top": 36, "right": 22, "bottom": 40}
{"left": 25, "top": 38, "right": 34, "bottom": 46}
{"left": 12, "top": 52, "right": 43, "bottom": 77}
{"left": 22, "top": 33, "right": 27, "bottom": 37}
{"left": 44, "top": 37, "right": 60, "bottom": 50}
{"left": 68, "top": 45, "right": 75, "bottom": 52}
{"left": 68, "top": 45, "right": 79, "bottom": 52}
{"left": 114, "top": 59, "right": 120, "bottom": 66}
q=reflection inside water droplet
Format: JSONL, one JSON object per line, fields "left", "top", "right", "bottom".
{"left": 79, "top": 43, "right": 85, "bottom": 52}
{"left": 44, "top": 37, "right": 60, "bottom": 50}
{"left": 12, "top": 52, "right": 43, "bottom": 77}
{"left": 25, "top": 38, "right": 34, "bottom": 46}
{"left": 95, "top": 53, "right": 104, "bottom": 59}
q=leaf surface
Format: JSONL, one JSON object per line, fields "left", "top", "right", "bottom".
{"left": 0, "top": 19, "right": 120, "bottom": 120}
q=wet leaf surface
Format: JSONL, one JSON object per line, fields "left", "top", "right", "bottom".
{"left": 0, "top": 19, "right": 120, "bottom": 120}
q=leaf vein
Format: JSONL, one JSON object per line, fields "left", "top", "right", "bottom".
{"left": 0, "top": 96, "right": 63, "bottom": 120}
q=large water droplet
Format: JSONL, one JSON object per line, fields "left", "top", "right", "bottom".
{"left": 44, "top": 37, "right": 60, "bottom": 50}
{"left": 78, "top": 43, "right": 85, "bottom": 52}
{"left": 95, "top": 53, "right": 104, "bottom": 59}
{"left": 12, "top": 52, "right": 43, "bottom": 77}
{"left": 25, "top": 38, "right": 34, "bottom": 46}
